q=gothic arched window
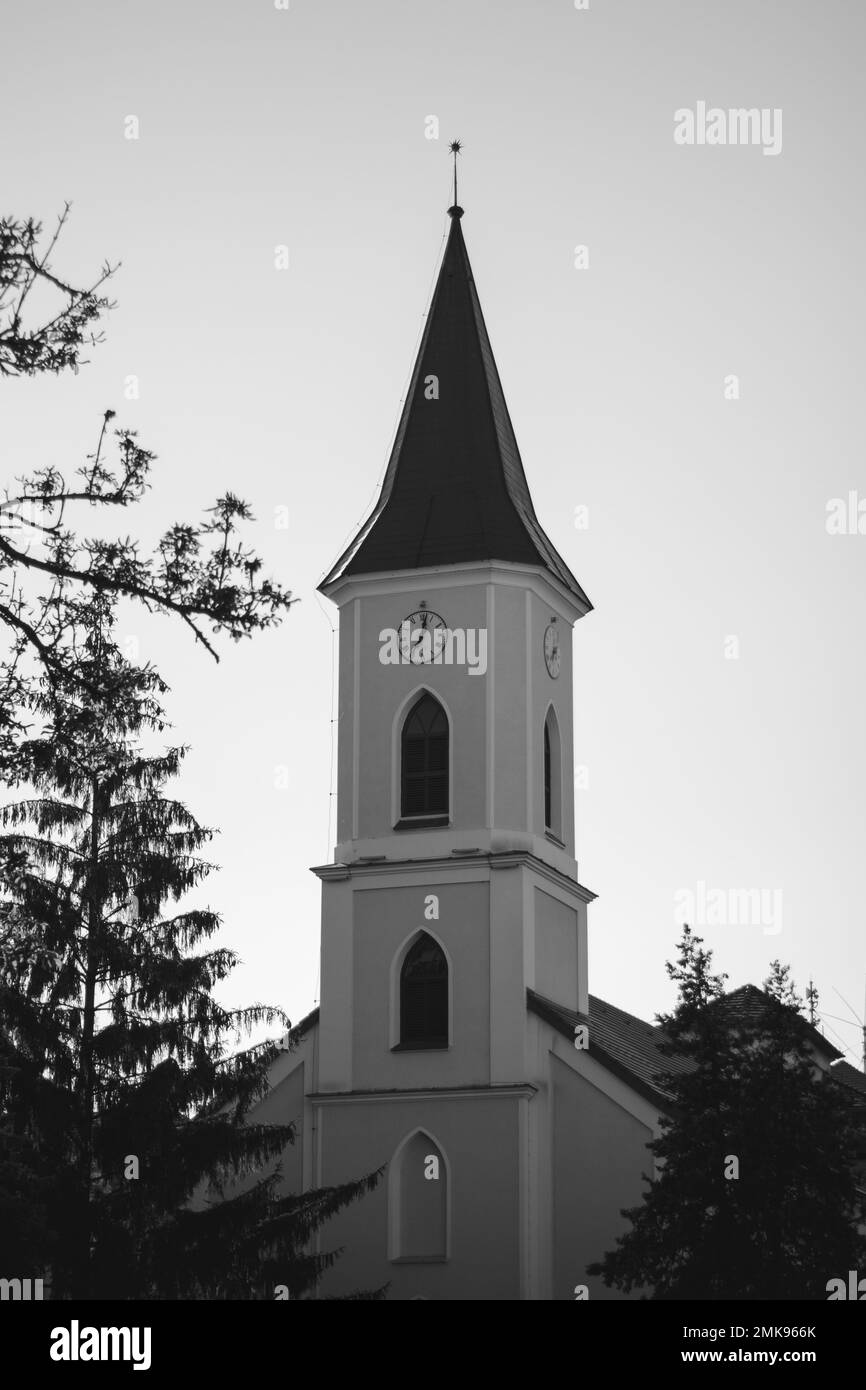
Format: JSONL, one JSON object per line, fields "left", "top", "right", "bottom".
{"left": 544, "top": 708, "right": 562, "bottom": 839}
{"left": 399, "top": 932, "right": 448, "bottom": 1049}
{"left": 389, "top": 1130, "right": 449, "bottom": 1262}
{"left": 401, "top": 693, "right": 449, "bottom": 820}
{"left": 544, "top": 720, "right": 552, "bottom": 828}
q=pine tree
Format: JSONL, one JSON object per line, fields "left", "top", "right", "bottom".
{"left": 0, "top": 594, "right": 381, "bottom": 1299}
{"left": 587, "top": 927, "right": 866, "bottom": 1299}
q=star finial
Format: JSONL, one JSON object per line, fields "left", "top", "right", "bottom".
{"left": 449, "top": 140, "right": 463, "bottom": 216}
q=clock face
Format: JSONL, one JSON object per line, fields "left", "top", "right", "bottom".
{"left": 543, "top": 623, "right": 561, "bottom": 678}
{"left": 401, "top": 609, "right": 447, "bottom": 663}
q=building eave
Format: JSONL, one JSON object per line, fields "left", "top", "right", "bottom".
{"left": 318, "top": 558, "right": 592, "bottom": 623}
{"left": 311, "top": 848, "right": 597, "bottom": 902}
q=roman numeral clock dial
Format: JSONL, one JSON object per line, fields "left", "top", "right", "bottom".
{"left": 543, "top": 621, "right": 561, "bottom": 678}
{"left": 400, "top": 606, "right": 447, "bottom": 663}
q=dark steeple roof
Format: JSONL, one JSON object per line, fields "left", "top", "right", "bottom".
{"left": 320, "top": 206, "right": 591, "bottom": 609}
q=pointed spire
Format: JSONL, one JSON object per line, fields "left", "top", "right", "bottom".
{"left": 320, "top": 188, "right": 591, "bottom": 612}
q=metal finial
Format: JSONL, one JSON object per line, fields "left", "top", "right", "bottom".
{"left": 449, "top": 140, "right": 463, "bottom": 214}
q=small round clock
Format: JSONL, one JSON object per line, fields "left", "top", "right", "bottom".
{"left": 401, "top": 608, "right": 447, "bottom": 663}
{"left": 543, "top": 622, "right": 561, "bottom": 678}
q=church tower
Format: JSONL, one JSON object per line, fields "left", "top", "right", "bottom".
{"left": 309, "top": 196, "right": 603, "bottom": 1300}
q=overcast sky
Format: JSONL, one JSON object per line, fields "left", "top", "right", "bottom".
{"left": 3, "top": 0, "right": 865, "bottom": 1063}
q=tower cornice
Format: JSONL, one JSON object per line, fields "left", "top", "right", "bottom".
{"left": 319, "top": 559, "right": 590, "bottom": 625}
{"left": 311, "top": 848, "right": 597, "bottom": 904}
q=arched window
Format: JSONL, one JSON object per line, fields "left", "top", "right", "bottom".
{"left": 544, "top": 721, "right": 552, "bottom": 829}
{"left": 399, "top": 932, "right": 448, "bottom": 1048}
{"left": 544, "top": 707, "right": 562, "bottom": 839}
{"left": 401, "top": 692, "right": 449, "bottom": 819}
{"left": 389, "top": 1130, "right": 449, "bottom": 1262}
